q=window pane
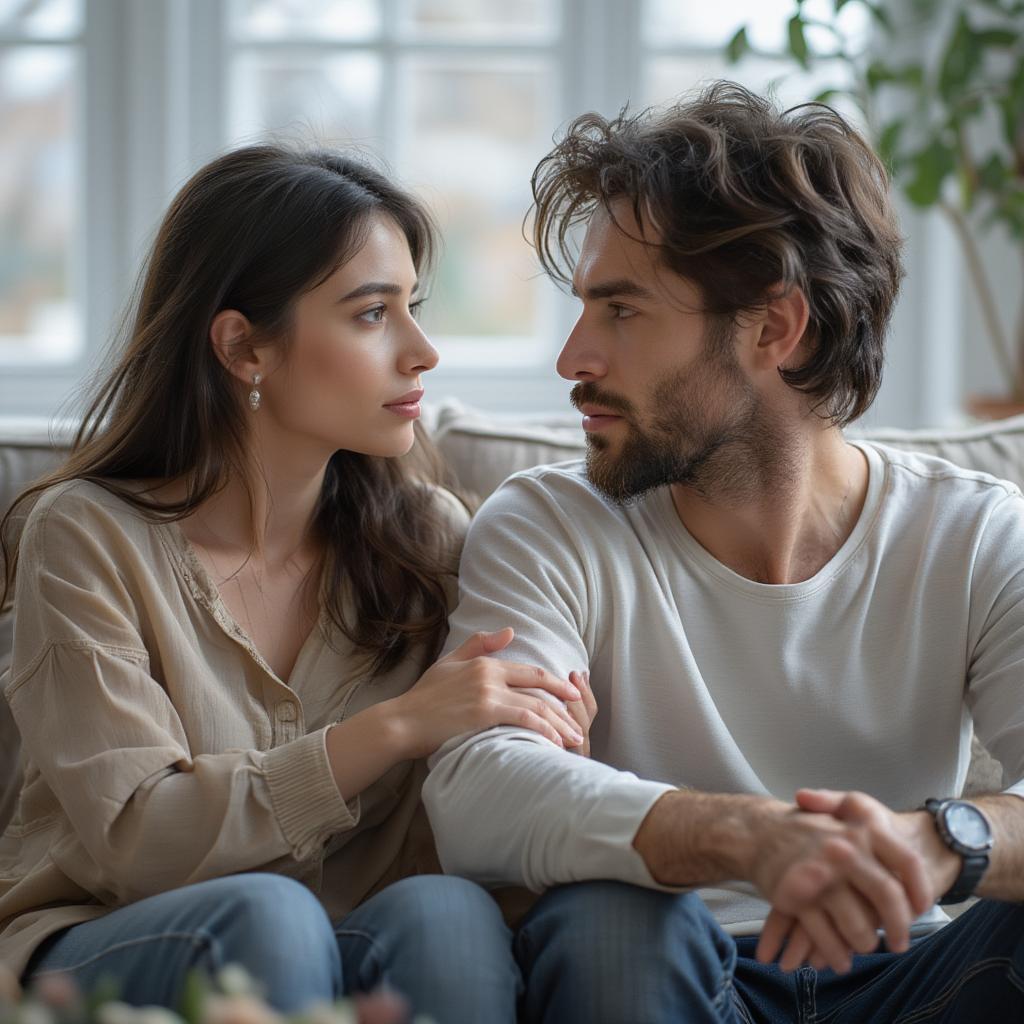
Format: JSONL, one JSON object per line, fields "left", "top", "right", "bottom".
{"left": 0, "top": 0, "right": 81, "bottom": 39}
{"left": 401, "top": 0, "right": 557, "bottom": 40}
{"left": 231, "top": 0, "right": 379, "bottom": 41}
{"left": 0, "top": 46, "right": 80, "bottom": 364}
{"left": 231, "top": 52, "right": 381, "bottom": 147}
{"left": 644, "top": 0, "right": 869, "bottom": 55}
{"left": 645, "top": 54, "right": 864, "bottom": 128}
{"left": 398, "top": 58, "right": 555, "bottom": 357}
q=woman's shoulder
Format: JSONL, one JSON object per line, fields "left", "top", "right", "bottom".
{"left": 19, "top": 478, "right": 167, "bottom": 554}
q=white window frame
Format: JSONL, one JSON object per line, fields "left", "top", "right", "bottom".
{"left": 0, "top": 0, "right": 964, "bottom": 426}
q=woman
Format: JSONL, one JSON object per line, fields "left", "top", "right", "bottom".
{"left": 0, "top": 146, "right": 593, "bottom": 1022}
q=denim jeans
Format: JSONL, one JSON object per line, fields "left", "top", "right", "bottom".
{"left": 26, "top": 875, "right": 1024, "bottom": 1023}
{"left": 515, "top": 882, "right": 1024, "bottom": 1023}
{"left": 24, "top": 873, "right": 520, "bottom": 1022}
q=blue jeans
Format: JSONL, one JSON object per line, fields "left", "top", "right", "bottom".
{"left": 24, "top": 873, "right": 520, "bottom": 1022}
{"left": 515, "top": 882, "right": 1024, "bottom": 1023}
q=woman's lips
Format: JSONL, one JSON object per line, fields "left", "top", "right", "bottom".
{"left": 384, "top": 402, "right": 421, "bottom": 419}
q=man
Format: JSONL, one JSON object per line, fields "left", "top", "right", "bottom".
{"left": 423, "top": 82, "right": 1024, "bottom": 1022}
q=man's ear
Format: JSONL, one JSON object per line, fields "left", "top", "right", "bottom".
{"left": 752, "top": 285, "right": 811, "bottom": 373}
{"left": 210, "top": 309, "right": 262, "bottom": 384}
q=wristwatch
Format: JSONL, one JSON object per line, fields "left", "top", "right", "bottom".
{"left": 923, "top": 798, "right": 994, "bottom": 904}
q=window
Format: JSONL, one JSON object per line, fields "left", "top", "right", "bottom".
{"left": 0, "top": 0, "right": 82, "bottom": 368}
{"left": 6, "top": 0, "right": 928, "bottom": 423}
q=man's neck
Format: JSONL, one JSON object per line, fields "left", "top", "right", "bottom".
{"left": 670, "top": 427, "right": 869, "bottom": 585}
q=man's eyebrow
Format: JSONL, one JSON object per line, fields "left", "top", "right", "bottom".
{"left": 570, "top": 279, "right": 655, "bottom": 301}
{"left": 339, "top": 281, "right": 420, "bottom": 301}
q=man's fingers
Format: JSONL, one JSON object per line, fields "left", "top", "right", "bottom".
{"left": 822, "top": 838, "right": 913, "bottom": 953}
{"left": 778, "top": 924, "right": 815, "bottom": 973}
{"left": 819, "top": 884, "right": 881, "bottom": 957}
{"left": 795, "top": 788, "right": 844, "bottom": 814}
{"left": 868, "top": 828, "right": 932, "bottom": 918}
{"left": 794, "top": 905, "right": 852, "bottom": 974}
{"left": 772, "top": 858, "right": 838, "bottom": 916}
{"left": 756, "top": 908, "right": 795, "bottom": 965}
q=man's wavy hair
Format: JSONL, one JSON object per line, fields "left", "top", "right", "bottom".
{"left": 532, "top": 81, "right": 905, "bottom": 426}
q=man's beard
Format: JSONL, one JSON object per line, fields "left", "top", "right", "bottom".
{"left": 574, "top": 344, "right": 774, "bottom": 506}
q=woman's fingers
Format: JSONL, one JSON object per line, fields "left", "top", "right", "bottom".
{"left": 503, "top": 693, "right": 584, "bottom": 747}
{"left": 502, "top": 663, "right": 582, "bottom": 703}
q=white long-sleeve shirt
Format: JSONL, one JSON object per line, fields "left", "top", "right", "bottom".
{"left": 423, "top": 441, "right": 1024, "bottom": 934}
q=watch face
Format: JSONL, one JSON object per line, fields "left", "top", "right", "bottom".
{"left": 945, "top": 802, "right": 992, "bottom": 850}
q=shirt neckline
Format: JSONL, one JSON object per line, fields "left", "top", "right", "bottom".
{"left": 157, "top": 517, "right": 328, "bottom": 688}
{"left": 651, "top": 440, "right": 888, "bottom": 601}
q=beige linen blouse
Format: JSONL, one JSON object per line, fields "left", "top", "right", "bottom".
{"left": 0, "top": 478, "right": 467, "bottom": 976}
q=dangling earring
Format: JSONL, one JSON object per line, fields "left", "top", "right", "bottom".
{"left": 248, "top": 373, "right": 262, "bottom": 412}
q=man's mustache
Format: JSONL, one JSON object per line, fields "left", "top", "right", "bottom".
{"left": 569, "top": 382, "right": 636, "bottom": 418}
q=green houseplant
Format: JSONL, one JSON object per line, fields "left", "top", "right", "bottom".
{"left": 727, "top": 0, "right": 1024, "bottom": 407}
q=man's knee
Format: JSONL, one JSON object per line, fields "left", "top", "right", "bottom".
{"left": 518, "top": 881, "right": 729, "bottom": 969}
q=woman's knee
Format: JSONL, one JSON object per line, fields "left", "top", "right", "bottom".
{"left": 346, "top": 875, "right": 509, "bottom": 954}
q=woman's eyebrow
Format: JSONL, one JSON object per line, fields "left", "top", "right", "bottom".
{"left": 339, "top": 280, "right": 420, "bottom": 301}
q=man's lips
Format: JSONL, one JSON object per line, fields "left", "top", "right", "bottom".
{"left": 579, "top": 405, "right": 625, "bottom": 432}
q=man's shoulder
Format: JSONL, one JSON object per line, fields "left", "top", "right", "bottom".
{"left": 476, "top": 459, "right": 634, "bottom": 524}
{"left": 866, "top": 440, "right": 1022, "bottom": 507}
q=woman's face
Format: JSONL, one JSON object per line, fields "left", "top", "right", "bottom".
{"left": 258, "top": 213, "right": 439, "bottom": 459}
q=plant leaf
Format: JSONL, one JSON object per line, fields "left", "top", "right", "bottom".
{"left": 726, "top": 25, "right": 749, "bottom": 64}
{"left": 938, "top": 12, "right": 984, "bottom": 103}
{"left": 904, "top": 139, "right": 956, "bottom": 207}
{"left": 813, "top": 87, "right": 848, "bottom": 105}
{"left": 788, "top": 14, "right": 811, "bottom": 69}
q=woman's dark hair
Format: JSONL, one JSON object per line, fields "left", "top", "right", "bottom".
{"left": 532, "top": 80, "right": 905, "bottom": 426}
{"left": 2, "top": 144, "right": 466, "bottom": 675}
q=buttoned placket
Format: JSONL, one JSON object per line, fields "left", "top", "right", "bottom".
{"left": 171, "top": 534, "right": 316, "bottom": 747}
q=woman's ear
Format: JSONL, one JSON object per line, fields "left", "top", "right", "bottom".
{"left": 754, "top": 285, "right": 811, "bottom": 372}
{"left": 210, "top": 309, "right": 260, "bottom": 384}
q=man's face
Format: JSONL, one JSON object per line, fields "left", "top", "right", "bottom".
{"left": 557, "top": 201, "right": 766, "bottom": 505}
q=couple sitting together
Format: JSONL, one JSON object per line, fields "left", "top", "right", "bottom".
{"left": 1, "top": 81, "right": 1022, "bottom": 1024}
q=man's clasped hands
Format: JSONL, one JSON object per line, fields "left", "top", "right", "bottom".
{"left": 753, "top": 788, "right": 961, "bottom": 974}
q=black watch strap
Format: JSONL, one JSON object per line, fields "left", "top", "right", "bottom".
{"left": 923, "top": 798, "right": 992, "bottom": 904}
{"left": 938, "top": 854, "right": 988, "bottom": 905}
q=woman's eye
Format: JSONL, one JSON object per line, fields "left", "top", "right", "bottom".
{"left": 358, "top": 305, "right": 386, "bottom": 324}
{"left": 409, "top": 299, "right": 425, "bottom": 321}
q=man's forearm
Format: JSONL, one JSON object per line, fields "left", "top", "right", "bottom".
{"left": 632, "top": 789, "right": 790, "bottom": 888}
{"left": 974, "top": 794, "right": 1024, "bottom": 901}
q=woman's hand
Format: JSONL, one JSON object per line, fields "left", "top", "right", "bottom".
{"left": 387, "top": 628, "right": 587, "bottom": 758}
{"left": 566, "top": 670, "right": 597, "bottom": 757}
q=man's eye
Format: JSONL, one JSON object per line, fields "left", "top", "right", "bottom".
{"left": 610, "top": 304, "right": 637, "bottom": 320}
{"left": 358, "top": 305, "right": 386, "bottom": 324}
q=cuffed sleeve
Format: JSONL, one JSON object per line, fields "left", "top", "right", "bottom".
{"left": 262, "top": 726, "right": 360, "bottom": 857}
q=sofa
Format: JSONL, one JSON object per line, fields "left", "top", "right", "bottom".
{"left": 2, "top": 401, "right": 1022, "bottom": 837}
